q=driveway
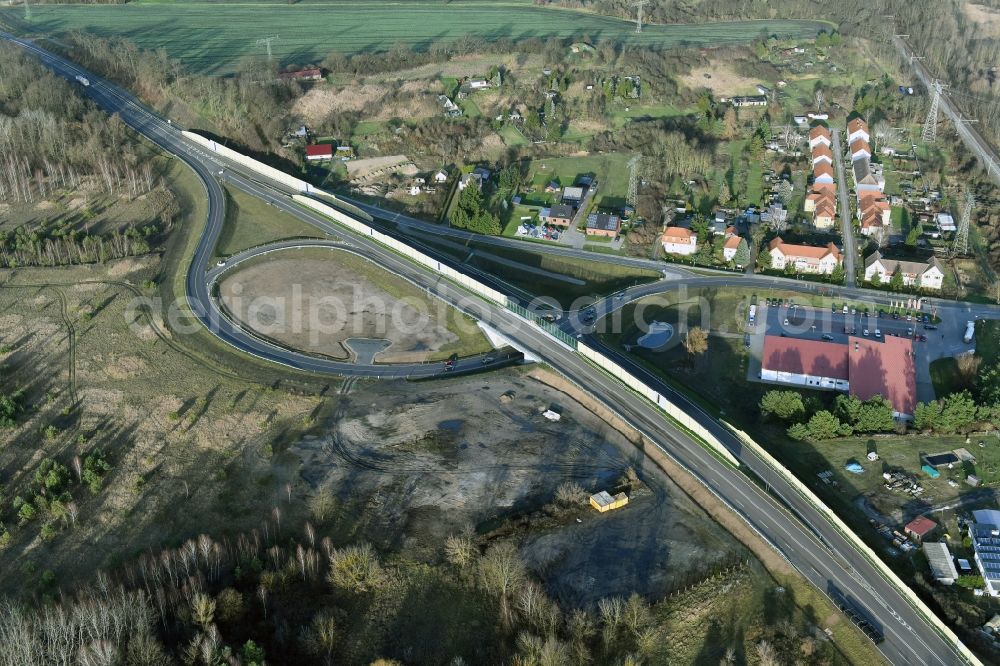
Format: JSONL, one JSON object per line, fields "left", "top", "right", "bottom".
{"left": 831, "top": 127, "right": 857, "bottom": 286}
{"left": 558, "top": 186, "right": 598, "bottom": 249}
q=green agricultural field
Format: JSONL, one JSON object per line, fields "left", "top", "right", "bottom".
{"left": 0, "top": 1, "right": 830, "bottom": 74}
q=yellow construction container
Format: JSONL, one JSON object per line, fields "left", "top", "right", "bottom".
{"left": 589, "top": 490, "right": 628, "bottom": 512}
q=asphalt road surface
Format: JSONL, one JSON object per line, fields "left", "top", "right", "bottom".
{"left": 2, "top": 32, "right": 983, "bottom": 665}
{"left": 831, "top": 127, "right": 858, "bottom": 286}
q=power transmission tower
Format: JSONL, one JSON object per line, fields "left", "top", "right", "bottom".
{"left": 953, "top": 190, "right": 974, "bottom": 257}
{"left": 255, "top": 35, "right": 279, "bottom": 61}
{"left": 630, "top": 0, "right": 649, "bottom": 33}
{"left": 626, "top": 155, "right": 640, "bottom": 207}
{"left": 922, "top": 80, "right": 943, "bottom": 143}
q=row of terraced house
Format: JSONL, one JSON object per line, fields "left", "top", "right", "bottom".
{"left": 847, "top": 117, "right": 892, "bottom": 238}
{"left": 805, "top": 126, "right": 838, "bottom": 229}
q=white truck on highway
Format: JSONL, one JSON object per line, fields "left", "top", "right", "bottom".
{"left": 74, "top": 74, "right": 90, "bottom": 87}
{"left": 964, "top": 320, "right": 976, "bottom": 344}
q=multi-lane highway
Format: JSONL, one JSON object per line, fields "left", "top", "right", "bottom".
{"left": 2, "top": 31, "right": 984, "bottom": 665}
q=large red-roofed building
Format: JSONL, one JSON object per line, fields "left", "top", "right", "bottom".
{"left": 761, "top": 337, "right": 849, "bottom": 391}
{"left": 760, "top": 334, "right": 917, "bottom": 417}
{"left": 849, "top": 336, "right": 918, "bottom": 416}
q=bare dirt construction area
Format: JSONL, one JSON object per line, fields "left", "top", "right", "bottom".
{"left": 293, "top": 84, "right": 441, "bottom": 125}
{"left": 218, "top": 247, "right": 491, "bottom": 362}
{"left": 680, "top": 62, "right": 761, "bottom": 96}
{"left": 345, "top": 154, "right": 418, "bottom": 183}
{"left": 292, "top": 84, "right": 389, "bottom": 122}
{"left": 289, "top": 370, "right": 746, "bottom": 605}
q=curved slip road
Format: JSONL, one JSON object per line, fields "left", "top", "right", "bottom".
{"left": 0, "top": 33, "right": 520, "bottom": 379}
{"left": 2, "top": 32, "right": 981, "bottom": 665}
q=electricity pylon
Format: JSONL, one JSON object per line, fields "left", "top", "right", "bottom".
{"left": 922, "top": 80, "right": 943, "bottom": 143}
{"left": 630, "top": 0, "right": 649, "bottom": 33}
{"left": 626, "top": 155, "right": 640, "bottom": 208}
{"left": 255, "top": 35, "right": 279, "bottom": 61}
{"left": 953, "top": 190, "right": 974, "bottom": 257}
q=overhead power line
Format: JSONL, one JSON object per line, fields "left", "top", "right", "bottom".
{"left": 630, "top": 0, "right": 649, "bottom": 34}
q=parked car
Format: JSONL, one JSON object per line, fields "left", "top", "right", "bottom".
{"left": 924, "top": 324, "right": 938, "bottom": 330}
{"left": 822, "top": 334, "right": 835, "bottom": 341}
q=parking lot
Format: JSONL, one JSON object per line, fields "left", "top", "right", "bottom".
{"left": 746, "top": 300, "right": 976, "bottom": 403}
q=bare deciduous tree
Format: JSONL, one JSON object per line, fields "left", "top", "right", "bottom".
{"left": 444, "top": 534, "right": 478, "bottom": 571}
{"left": 327, "top": 543, "right": 383, "bottom": 594}
{"left": 478, "top": 542, "right": 527, "bottom": 628}
{"left": 190, "top": 593, "right": 215, "bottom": 630}
{"left": 553, "top": 482, "right": 586, "bottom": 508}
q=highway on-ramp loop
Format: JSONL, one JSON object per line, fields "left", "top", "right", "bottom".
{"left": 1, "top": 32, "right": 980, "bottom": 666}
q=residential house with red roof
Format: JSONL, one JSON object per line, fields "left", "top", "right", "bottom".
{"left": 661, "top": 227, "right": 698, "bottom": 256}
{"left": 811, "top": 144, "right": 833, "bottom": 166}
{"left": 305, "top": 144, "right": 333, "bottom": 161}
{"left": 812, "top": 161, "right": 835, "bottom": 184}
{"left": 723, "top": 234, "right": 746, "bottom": 264}
{"left": 768, "top": 237, "right": 842, "bottom": 274}
{"left": 847, "top": 117, "right": 870, "bottom": 145}
{"left": 849, "top": 138, "right": 872, "bottom": 162}
{"left": 809, "top": 125, "right": 832, "bottom": 149}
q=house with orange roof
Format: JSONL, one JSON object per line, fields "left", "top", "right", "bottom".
{"left": 804, "top": 182, "right": 836, "bottom": 212}
{"left": 847, "top": 117, "right": 870, "bottom": 144}
{"left": 722, "top": 234, "right": 747, "bottom": 264}
{"left": 849, "top": 138, "right": 872, "bottom": 162}
{"left": 768, "top": 237, "right": 842, "bottom": 274}
{"left": 813, "top": 162, "right": 835, "bottom": 184}
{"left": 809, "top": 125, "right": 832, "bottom": 149}
{"left": 814, "top": 199, "right": 837, "bottom": 229}
{"left": 661, "top": 226, "right": 698, "bottom": 256}
{"left": 811, "top": 143, "right": 834, "bottom": 166}
{"left": 857, "top": 192, "right": 891, "bottom": 236}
